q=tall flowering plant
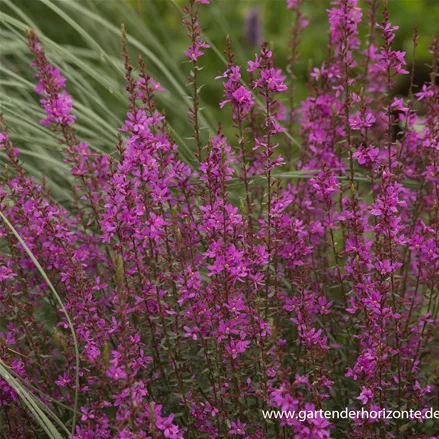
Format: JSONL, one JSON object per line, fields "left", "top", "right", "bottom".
{"left": 1, "top": 0, "right": 438, "bottom": 438}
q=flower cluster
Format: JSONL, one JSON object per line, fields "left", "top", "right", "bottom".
{"left": 1, "top": 2, "right": 438, "bottom": 439}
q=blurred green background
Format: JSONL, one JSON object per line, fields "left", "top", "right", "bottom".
{"left": 1, "top": 0, "right": 438, "bottom": 200}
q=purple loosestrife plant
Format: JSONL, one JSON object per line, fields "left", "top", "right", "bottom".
{"left": 1, "top": 1, "right": 439, "bottom": 438}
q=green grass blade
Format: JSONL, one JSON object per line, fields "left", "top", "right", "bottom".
{"left": 0, "top": 212, "right": 80, "bottom": 436}
{"left": 0, "top": 360, "right": 66, "bottom": 438}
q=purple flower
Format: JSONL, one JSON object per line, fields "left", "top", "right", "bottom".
{"left": 349, "top": 111, "right": 376, "bottom": 130}
{"left": 184, "top": 42, "right": 209, "bottom": 62}
{"left": 229, "top": 420, "right": 246, "bottom": 435}
{"left": 357, "top": 387, "right": 374, "bottom": 405}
